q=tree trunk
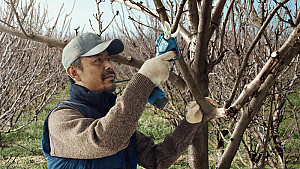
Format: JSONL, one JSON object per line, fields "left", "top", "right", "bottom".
{"left": 187, "top": 0, "right": 212, "bottom": 166}
{"left": 189, "top": 41, "right": 210, "bottom": 169}
{"left": 188, "top": 123, "right": 209, "bottom": 168}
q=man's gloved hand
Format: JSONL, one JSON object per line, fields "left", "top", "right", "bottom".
{"left": 138, "top": 51, "right": 177, "bottom": 86}
{"left": 186, "top": 101, "right": 203, "bottom": 124}
{"left": 186, "top": 98, "right": 224, "bottom": 124}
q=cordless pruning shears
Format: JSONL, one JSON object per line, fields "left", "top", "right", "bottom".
{"left": 148, "top": 21, "right": 180, "bottom": 110}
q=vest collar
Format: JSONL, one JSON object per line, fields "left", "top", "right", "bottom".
{"left": 69, "top": 83, "right": 116, "bottom": 113}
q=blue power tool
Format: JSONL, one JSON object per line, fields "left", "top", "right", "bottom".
{"left": 147, "top": 22, "right": 180, "bottom": 110}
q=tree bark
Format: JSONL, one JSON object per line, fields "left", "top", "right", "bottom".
{"left": 217, "top": 46, "right": 300, "bottom": 168}
{"left": 188, "top": 0, "right": 213, "bottom": 168}
{"left": 217, "top": 74, "right": 275, "bottom": 169}
{"left": 0, "top": 24, "right": 68, "bottom": 48}
{"left": 188, "top": 123, "right": 209, "bottom": 168}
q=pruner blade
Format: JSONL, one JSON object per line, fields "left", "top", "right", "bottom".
{"left": 163, "top": 21, "right": 171, "bottom": 40}
{"left": 163, "top": 21, "right": 180, "bottom": 40}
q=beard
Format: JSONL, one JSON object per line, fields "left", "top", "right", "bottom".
{"left": 102, "top": 70, "right": 117, "bottom": 93}
{"left": 106, "top": 82, "right": 116, "bottom": 93}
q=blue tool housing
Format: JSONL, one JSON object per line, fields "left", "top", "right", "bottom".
{"left": 147, "top": 32, "right": 181, "bottom": 110}
{"left": 155, "top": 33, "right": 180, "bottom": 61}
{"left": 148, "top": 87, "right": 169, "bottom": 110}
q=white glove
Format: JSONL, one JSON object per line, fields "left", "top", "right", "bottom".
{"left": 186, "top": 98, "right": 225, "bottom": 124}
{"left": 186, "top": 101, "right": 203, "bottom": 124}
{"left": 138, "top": 51, "right": 177, "bottom": 86}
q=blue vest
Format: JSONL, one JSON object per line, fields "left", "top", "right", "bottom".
{"left": 42, "top": 83, "right": 137, "bottom": 169}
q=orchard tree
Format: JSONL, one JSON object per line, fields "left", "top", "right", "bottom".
{"left": 0, "top": 0, "right": 69, "bottom": 146}
{"left": 0, "top": 0, "right": 299, "bottom": 168}
{"left": 110, "top": 0, "right": 299, "bottom": 168}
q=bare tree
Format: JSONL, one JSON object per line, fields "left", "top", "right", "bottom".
{"left": 109, "top": 0, "right": 300, "bottom": 168}
{"left": 0, "top": 0, "right": 299, "bottom": 168}
{"left": 0, "top": 0, "right": 69, "bottom": 141}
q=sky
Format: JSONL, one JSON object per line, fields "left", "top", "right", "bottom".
{"left": 38, "top": 0, "right": 128, "bottom": 34}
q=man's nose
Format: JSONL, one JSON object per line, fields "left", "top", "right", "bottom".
{"left": 104, "top": 60, "right": 114, "bottom": 71}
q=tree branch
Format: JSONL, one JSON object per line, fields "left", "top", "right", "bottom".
{"left": 217, "top": 74, "right": 275, "bottom": 169}
{"left": 236, "top": 1, "right": 260, "bottom": 28}
{"left": 295, "top": 9, "right": 300, "bottom": 25}
{"left": 218, "top": 0, "right": 235, "bottom": 53}
{"left": 9, "top": 0, "right": 29, "bottom": 37}
{"left": 101, "top": 11, "right": 119, "bottom": 34}
{"left": 186, "top": 0, "right": 199, "bottom": 34}
{"left": 111, "top": 54, "right": 187, "bottom": 91}
{"left": 113, "top": 0, "right": 191, "bottom": 43}
{"left": 151, "top": 0, "right": 219, "bottom": 117}
{"left": 260, "top": 85, "right": 275, "bottom": 168}
{"left": 224, "top": 0, "right": 290, "bottom": 109}
{"left": 193, "top": 0, "right": 213, "bottom": 66}
{"left": 128, "top": 16, "right": 162, "bottom": 32}
{"left": 0, "top": 23, "right": 68, "bottom": 48}
{"left": 225, "top": 31, "right": 300, "bottom": 117}
{"left": 171, "top": 0, "right": 187, "bottom": 33}
{"left": 207, "top": 49, "right": 228, "bottom": 72}
{"left": 208, "top": 0, "right": 227, "bottom": 39}
{"left": 113, "top": 0, "right": 158, "bottom": 19}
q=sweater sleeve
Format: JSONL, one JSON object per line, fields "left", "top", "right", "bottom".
{"left": 135, "top": 119, "right": 200, "bottom": 169}
{"left": 48, "top": 73, "right": 155, "bottom": 159}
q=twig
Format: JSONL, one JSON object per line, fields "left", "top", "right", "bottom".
{"left": 0, "top": 19, "right": 15, "bottom": 28}
{"left": 6, "top": 139, "right": 32, "bottom": 168}
{"left": 49, "top": 3, "right": 64, "bottom": 36}
{"left": 89, "top": 19, "right": 97, "bottom": 34}
{"left": 59, "top": 1, "right": 76, "bottom": 37}
{"left": 225, "top": 0, "right": 290, "bottom": 109}
{"left": 94, "top": 0, "right": 103, "bottom": 35}
{"left": 74, "top": 26, "right": 80, "bottom": 36}
{"left": 101, "top": 11, "right": 119, "bottom": 34}
{"left": 128, "top": 16, "right": 161, "bottom": 32}
{"left": 219, "top": 0, "right": 235, "bottom": 53}
{"left": 8, "top": 0, "right": 30, "bottom": 37}
{"left": 207, "top": 49, "right": 229, "bottom": 72}
{"left": 115, "top": 79, "right": 131, "bottom": 83}
{"left": 113, "top": 0, "right": 191, "bottom": 43}
{"left": 286, "top": 98, "right": 300, "bottom": 138}
{"left": 171, "top": 0, "right": 187, "bottom": 33}
{"left": 236, "top": 1, "right": 260, "bottom": 28}
{"left": 128, "top": 0, "right": 159, "bottom": 20}
{"left": 260, "top": 84, "right": 275, "bottom": 167}
{"left": 275, "top": 0, "right": 296, "bottom": 26}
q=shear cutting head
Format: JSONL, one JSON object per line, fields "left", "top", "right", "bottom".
{"left": 163, "top": 21, "right": 180, "bottom": 40}
{"left": 155, "top": 21, "right": 181, "bottom": 61}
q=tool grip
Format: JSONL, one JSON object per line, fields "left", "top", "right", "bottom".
{"left": 148, "top": 87, "right": 169, "bottom": 110}
{"left": 155, "top": 33, "right": 180, "bottom": 62}
{"left": 148, "top": 32, "right": 180, "bottom": 110}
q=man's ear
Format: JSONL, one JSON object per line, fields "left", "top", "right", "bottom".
{"left": 66, "top": 66, "right": 81, "bottom": 83}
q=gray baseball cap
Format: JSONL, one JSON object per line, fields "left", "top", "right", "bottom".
{"left": 62, "top": 33, "right": 124, "bottom": 70}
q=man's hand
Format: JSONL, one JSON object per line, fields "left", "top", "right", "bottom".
{"left": 138, "top": 51, "right": 176, "bottom": 86}
{"left": 186, "top": 98, "right": 225, "bottom": 124}
{"left": 186, "top": 101, "right": 203, "bottom": 124}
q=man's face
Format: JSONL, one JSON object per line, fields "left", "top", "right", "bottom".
{"left": 75, "top": 50, "right": 116, "bottom": 92}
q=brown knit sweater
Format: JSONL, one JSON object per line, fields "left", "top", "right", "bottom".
{"left": 48, "top": 73, "right": 200, "bottom": 168}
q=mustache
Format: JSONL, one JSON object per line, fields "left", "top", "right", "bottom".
{"left": 102, "top": 70, "right": 116, "bottom": 80}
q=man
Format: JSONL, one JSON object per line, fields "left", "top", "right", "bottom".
{"left": 42, "top": 33, "right": 219, "bottom": 169}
